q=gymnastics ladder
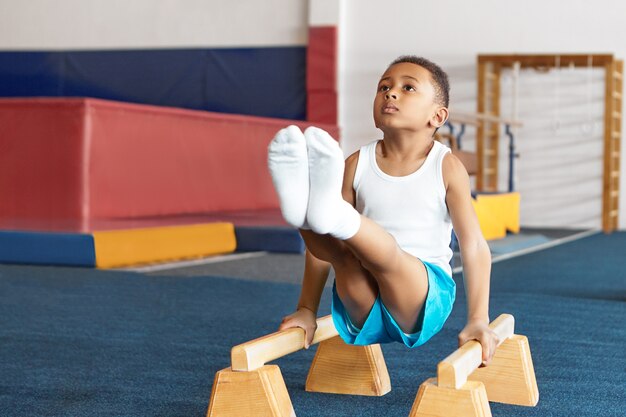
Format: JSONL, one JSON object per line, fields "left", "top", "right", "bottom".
{"left": 477, "top": 54, "right": 623, "bottom": 233}
{"left": 605, "top": 59, "right": 622, "bottom": 233}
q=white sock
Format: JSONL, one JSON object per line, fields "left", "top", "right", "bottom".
{"left": 267, "top": 125, "right": 310, "bottom": 229}
{"left": 304, "top": 127, "right": 361, "bottom": 240}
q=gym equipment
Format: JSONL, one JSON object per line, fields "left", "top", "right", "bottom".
{"left": 477, "top": 54, "right": 623, "bottom": 233}
{"left": 93, "top": 222, "right": 236, "bottom": 268}
{"left": 207, "top": 315, "right": 390, "bottom": 417}
{"left": 0, "top": 223, "right": 237, "bottom": 269}
{"left": 235, "top": 226, "right": 305, "bottom": 253}
{"left": 410, "top": 314, "right": 538, "bottom": 417}
{"left": 443, "top": 111, "right": 523, "bottom": 193}
{"left": 206, "top": 314, "right": 538, "bottom": 417}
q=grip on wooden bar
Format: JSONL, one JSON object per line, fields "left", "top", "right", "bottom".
{"left": 231, "top": 315, "right": 338, "bottom": 371}
{"left": 437, "top": 314, "right": 515, "bottom": 389}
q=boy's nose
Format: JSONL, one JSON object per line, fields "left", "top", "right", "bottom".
{"left": 385, "top": 92, "right": 397, "bottom": 100}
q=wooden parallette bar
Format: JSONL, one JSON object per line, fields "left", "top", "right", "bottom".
{"left": 207, "top": 315, "right": 390, "bottom": 417}
{"left": 437, "top": 314, "right": 515, "bottom": 389}
{"left": 410, "top": 313, "right": 539, "bottom": 417}
{"left": 209, "top": 312, "right": 538, "bottom": 417}
{"left": 231, "top": 315, "right": 337, "bottom": 371}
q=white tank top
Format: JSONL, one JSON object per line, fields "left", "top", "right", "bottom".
{"left": 353, "top": 139, "right": 453, "bottom": 276}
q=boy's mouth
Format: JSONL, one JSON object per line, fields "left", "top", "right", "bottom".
{"left": 382, "top": 104, "right": 399, "bottom": 113}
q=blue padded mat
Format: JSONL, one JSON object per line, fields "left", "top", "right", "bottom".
{"left": 235, "top": 226, "right": 305, "bottom": 254}
{"left": 0, "top": 232, "right": 625, "bottom": 416}
{"left": 0, "top": 230, "right": 95, "bottom": 267}
{"left": 488, "top": 233, "right": 552, "bottom": 254}
{"left": 0, "top": 47, "right": 306, "bottom": 120}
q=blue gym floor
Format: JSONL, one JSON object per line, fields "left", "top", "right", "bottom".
{"left": 1, "top": 230, "right": 625, "bottom": 416}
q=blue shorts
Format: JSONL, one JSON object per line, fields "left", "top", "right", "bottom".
{"left": 331, "top": 260, "right": 456, "bottom": 348}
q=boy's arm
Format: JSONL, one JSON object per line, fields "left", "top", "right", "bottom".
{"left": 296, "top": 249, "right": 331, "bottom": 315}
{"left": 279, "top": 249, "right": 329, "bottom": 348}
{"left": 443, "top": 152, "right": 500, "bottom": 365}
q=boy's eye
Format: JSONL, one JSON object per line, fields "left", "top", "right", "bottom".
{"left": 379, "top": 85, "right": 390, "bottom": 92}
{"left": 404, "top": 85, "right": 416, "bottom": 92}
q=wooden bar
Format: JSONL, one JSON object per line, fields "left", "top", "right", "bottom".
{"left": 476, "top": 59, "right": 487, "bottom": 191}
{"left": 603, "top": 61, "right": 617, "bottom": 233}
{"left": 231, "top": 315, "right": 338, "bottom": 371}
{"left": 209, "top": 315, "right": 390, "bottom": 416}
{"left": 488, "top": 64, "right": 502, "bottom": 191}
{"left": 447, "top": 114, "right": 480, "bottom": 127}
{"left": 478, "top": 53, "right": 621, "bottom": 232}
{"left": 614, "top": 60, "right": 623, "bottom": 232}
{"left": 410, "top": 312, "right": 538, "bottom": 416}
{"left": 437, "top": 314, "right": 515, "bottom": 390}
{"left": 478, "top": 54, "right": 614, "bottom": 68}
{"left": 449, "top": 111, "right": 523, "bottom": 128}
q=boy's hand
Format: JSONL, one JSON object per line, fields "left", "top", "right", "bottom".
{"left": 457, "top": 318, "right": 501, "bottom": 367}
{"left": 278, "top": 307, "right": 318, "bottom": 349}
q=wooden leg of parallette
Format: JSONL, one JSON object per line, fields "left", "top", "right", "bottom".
{"left": 409, "top": 314, "right": 539, "bottom": 417}
{"left": 409, "top": 377, "right": 492, "bottom": 417}
{"left": 305, "top": 336, "right": 391, "bottom": 396}
{"left": 206, "top": 365, "right": 295, "bottom": 417}
{"left": 468, "top": 334, "right": 539, "bottom": 406}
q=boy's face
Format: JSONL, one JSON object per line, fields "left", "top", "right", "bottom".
{"left": 373, "top": 62, "right": 447, "bottom": 134}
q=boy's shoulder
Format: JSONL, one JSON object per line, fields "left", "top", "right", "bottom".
{"left": 441, "top": 151, "right": 469, "bottom": 191}
{"left": 344, "top": 149, "right": 361, "bottom": 178}
{"left": 345, "top": 149, "right": 360, "bottom": 164}
{"left": 345, "top": 138, "right": 378, "bottom": 167}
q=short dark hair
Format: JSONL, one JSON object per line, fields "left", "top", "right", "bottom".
{"left": 387, "top": 55, "right": 450, "bottom": 108}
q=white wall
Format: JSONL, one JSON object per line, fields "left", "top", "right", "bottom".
{"left": 1, "top": 0, "right": 624, "bottom": 230}
{"left": 338, "top": 0, "right": 626, "bottom": 230}
{"left": 0, "top": 0, "right": 308, "bottom": 49}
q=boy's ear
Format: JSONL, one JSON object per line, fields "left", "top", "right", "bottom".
{"left": 430, "top": 107, "right": 449, "bottom": 129}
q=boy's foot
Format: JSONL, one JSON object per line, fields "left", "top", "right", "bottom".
{"left": 268, "top": 125, "right": 309, "bottom": 229}
{"left": 304, "top": 127, "right": 361, "bottom": 240}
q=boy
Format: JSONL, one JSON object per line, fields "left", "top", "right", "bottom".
{"left": 268, "top": 56, "right": 499, "bottom": 366}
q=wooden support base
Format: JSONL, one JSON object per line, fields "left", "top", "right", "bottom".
{"left": 409, "top": 378, "right": 491, "bottom": 417}
{"left": 305, "top": 336, "right": 391, "bottom": 396}
{"left": 206, "top": 313, "right": 537, "bottom": 417}
{"left": 206, "top": 365, "right": 295, "bottom": 417}
{"left": 207, "top": 334, "right": 391, "bottom": 417}
{"left": 468, "top": 334, "right": 539, "bottom": 406}
{"left": 410, "top": 321, "right": 538, "bottom": 417}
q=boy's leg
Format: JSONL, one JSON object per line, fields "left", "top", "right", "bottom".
{"left": 300, "top": 230, "right": 378, "bottom": 329}
{"left": 305, "top": 128, "right": 429, "bottom": 334}
{"left": 342, "top": 218, "right": 429, "bottom": 334}
{"left": 267, "top": 125, "right": 429, "bottom": 334}
{"left": 267, "top": 125, "right": 309, "bottom": 228}
{"left": 267, "top": 126, "right": 379, "bottom": 329}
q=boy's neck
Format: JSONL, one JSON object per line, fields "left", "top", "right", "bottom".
{"left": 380, "top": 129, "right": 434, "bottom": 159}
